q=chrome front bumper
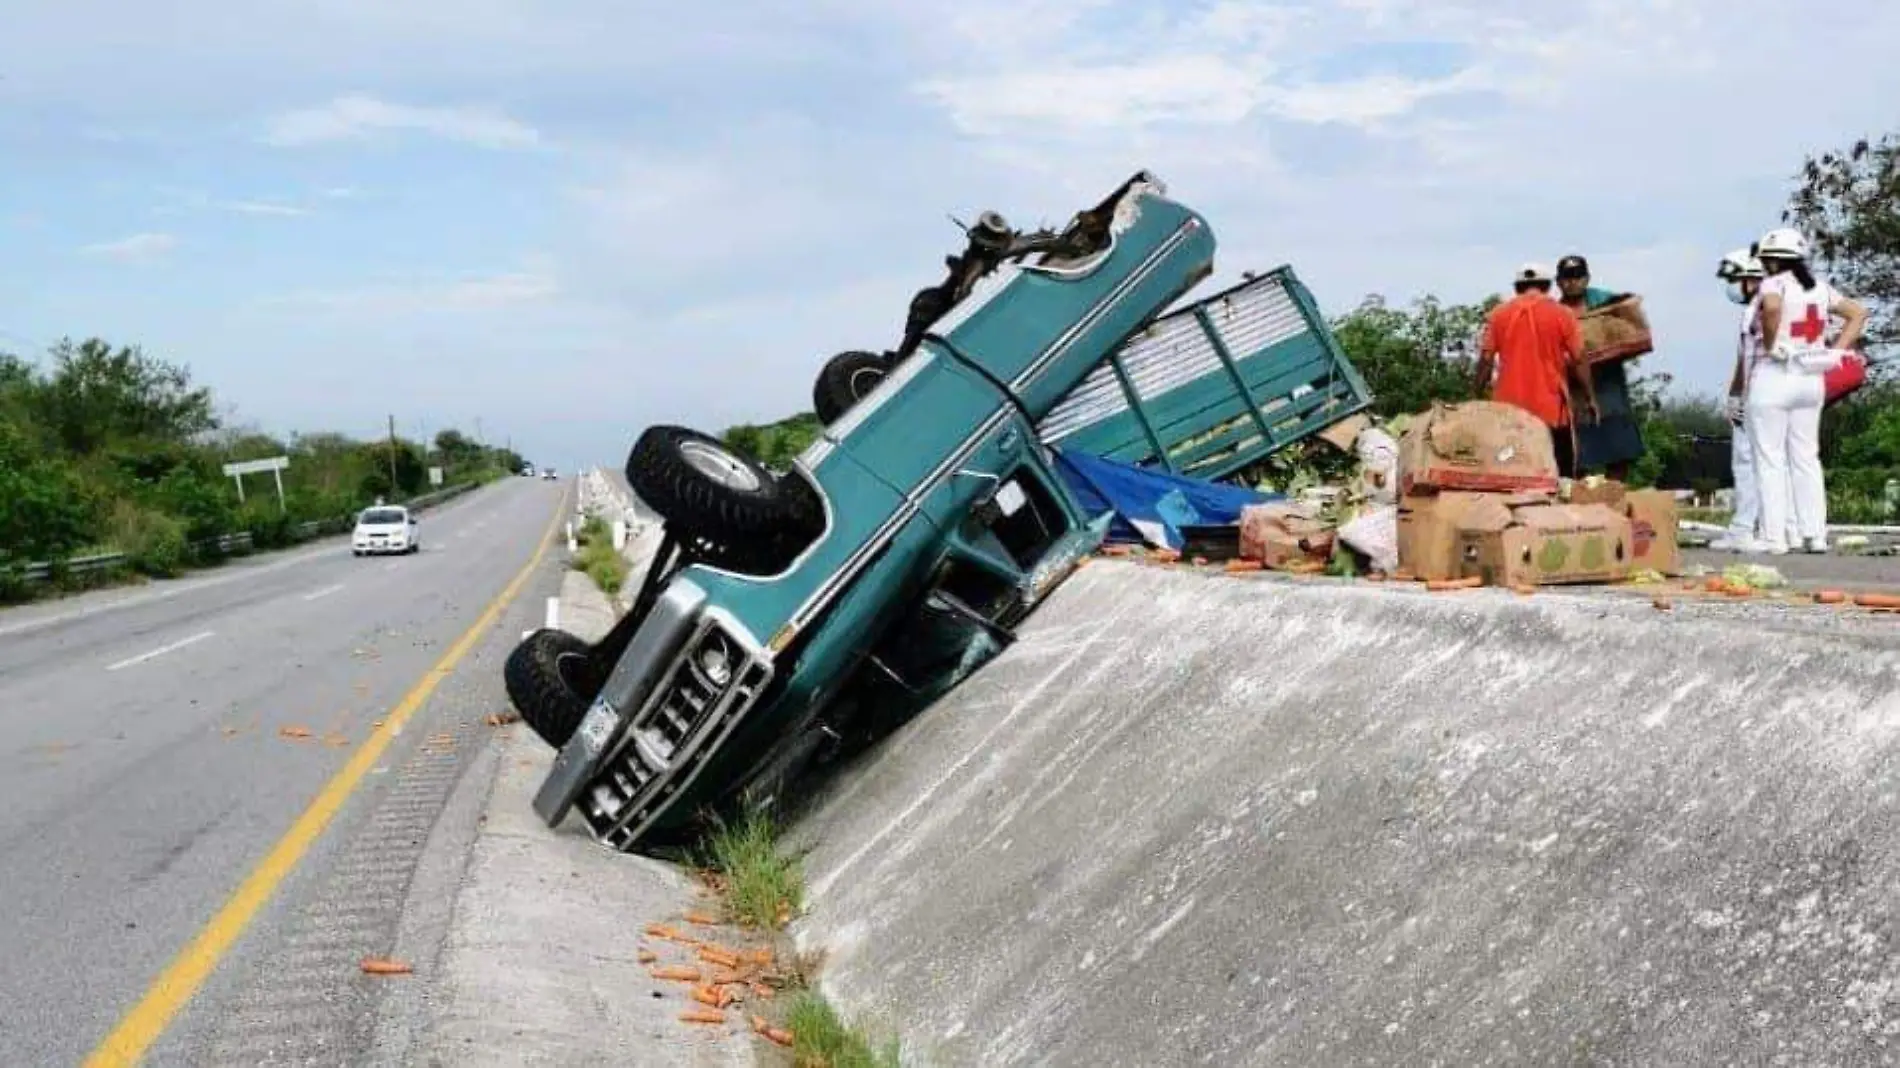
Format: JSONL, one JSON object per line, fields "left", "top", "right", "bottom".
{"left": 531, "top": 579, "right": 773, "bottom": 850}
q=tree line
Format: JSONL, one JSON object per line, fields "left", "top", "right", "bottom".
{"left": 0, "top": 338, "right": 528, "bottom": 586}
{"left": 719, "top": 130, "right": 1899, "bottom": 519}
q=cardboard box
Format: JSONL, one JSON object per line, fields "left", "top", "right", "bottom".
{"left": 1397, "top": 491, "right": 1488, "bottom": 581}
{"left": 1456, "top": 500, "right": 1633, "bottom": 586}
{"left": 1563, "top": 477, "right": 1627, "bottom": 508}
{"left": 1315, "top": 412, "right": 1373, "bottom": 454}
{"left": 1397, "top": 401, "right": 1561, "bottom": 497}
{"left": 1577, "top": 296, "right": 1653, "bottom": 368}
{"left": 1239, "top": 501, "right": 1334, "bottom": 569}
{"left": 1624, "top": 488, "right": 1681, "bottom": 575}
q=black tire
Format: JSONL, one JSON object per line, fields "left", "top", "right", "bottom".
{"left": 504, "top": 628, "right": 603, "bottom": 748}
{"left": 813, "top": 350, "right": 893, "bottom": 425}
{"left": 625, "top": 425, "right": 821, "bottom": 575}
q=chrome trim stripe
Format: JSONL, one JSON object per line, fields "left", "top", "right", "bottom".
{"left": 1008, "top": 218, "right": 1200, "bottom": 394}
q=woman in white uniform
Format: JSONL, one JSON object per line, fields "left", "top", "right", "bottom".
{"left": 1748, "top": 227, "right": 1869, "bottom": 554}
{"left": 1710, "top": 249, "right": 1770, "bottom": 552}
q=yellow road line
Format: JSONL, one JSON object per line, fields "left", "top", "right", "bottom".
{"left": 84, "top": 488, "right": 569, "bottom": 1067}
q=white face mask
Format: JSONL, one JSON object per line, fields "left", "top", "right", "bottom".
{"left": 1725, "top": 281, "right": 1748, "bottom": 305}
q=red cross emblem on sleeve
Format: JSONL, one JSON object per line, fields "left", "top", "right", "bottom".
{"left": 1791, "top": 303, "right": 1826, "bottom": 344}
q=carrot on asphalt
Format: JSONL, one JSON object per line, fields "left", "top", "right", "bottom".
{"left": 680, "top": 1008, "right": 726, "bottom": 1025}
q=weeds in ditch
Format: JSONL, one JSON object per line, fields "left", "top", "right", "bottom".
{"left": 701, "top": 811, "right": 805, "bottom": 931}
{"left": 783, "top": 992, "right": 902, "bottom": 1068}
{"left": 569, "top": 515, "right": 630, "bottom": 595}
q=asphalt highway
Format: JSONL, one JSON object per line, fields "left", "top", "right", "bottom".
{"left": 0, "top": 476, "right": 570, "bottom": 1066}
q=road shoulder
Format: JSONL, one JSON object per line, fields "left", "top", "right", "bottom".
{"left": 385, "top": 569, "right": 753, "bottom": 1066}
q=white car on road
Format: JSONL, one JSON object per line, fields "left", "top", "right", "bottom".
{"left": 352, "top": 505, "right": 420, "bottom": 556}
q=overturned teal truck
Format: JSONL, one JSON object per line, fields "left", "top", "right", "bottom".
{"left": 505, "top": 172, "right": 1372, "bottom": 853}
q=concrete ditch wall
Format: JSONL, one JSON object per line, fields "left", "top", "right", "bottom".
{"left": 788, "top": 561, "right": 1900, "bottom": 1066}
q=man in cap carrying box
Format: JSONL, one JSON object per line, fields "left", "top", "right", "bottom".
{"left": 1476, "top": 262, "right": 1598, "bottom": 476}
{"left": 1555, "top": 254, "right": 1647, "bottom": 481}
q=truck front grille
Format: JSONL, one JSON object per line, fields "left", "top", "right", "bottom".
{"left": 576, "top": 618, "right": 772, "bottom": 849}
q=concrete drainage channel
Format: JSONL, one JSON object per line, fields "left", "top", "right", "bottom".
{"left": 778, "top": 560, "right": 1900, "bottom": 1066}
{"left": 457, "top": 472, "right": 1900, "bottom": 1066}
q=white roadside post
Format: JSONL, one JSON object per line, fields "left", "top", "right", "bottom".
{"left": 612, "top": 519, "right": 627, "bottom": 550}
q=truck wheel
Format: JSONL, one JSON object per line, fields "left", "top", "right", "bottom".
{"left": 625, "top": 425, "right": 821, "bottom": 575}
{"left": 813, "top": 350, "right": 892, "bottom": 425}
{"left": 504, "top": 628, "right": 603, "bottom": 748}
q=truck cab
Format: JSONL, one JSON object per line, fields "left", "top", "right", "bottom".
{"left": 510, "top": 172, "right": 1217, "bottom": 852}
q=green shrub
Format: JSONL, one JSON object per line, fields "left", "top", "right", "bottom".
{"left": 110, "top": 502, "right": 188, "bottom": 577}
{"left": 146, "top": 466, "right": 236, "bottom": 553}
{"left": 239, "top": 501, "right": 297, "bottom": 549}
{"left": 0, "top": 420, "right": 97, "bottom": 565}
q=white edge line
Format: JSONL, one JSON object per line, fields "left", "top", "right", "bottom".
{"left": 302, "top": 583, "right": 345, "bottom": 602}
{"left": 105, "top": 630, "right": 215, "bottom": 672}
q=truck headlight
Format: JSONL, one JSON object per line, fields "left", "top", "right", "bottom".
{"left": 696, "top": 634, "right": 733, "bottom": 688}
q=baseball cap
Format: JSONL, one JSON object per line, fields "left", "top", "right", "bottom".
{"left": 1556, "top": 254, "right": 1590, "bottom": 279}
{"left": 1515, "top": 262, "right": 1552, "bottom": 284}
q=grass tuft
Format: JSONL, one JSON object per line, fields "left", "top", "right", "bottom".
{"left": 569, "top": 514, "right": 630, "bottom": 594}
{"left": 784, "top": 992, "right": 902, "bottom": 1068}
{"left": 700, "top": 811, "right": 804, "bottom": 930}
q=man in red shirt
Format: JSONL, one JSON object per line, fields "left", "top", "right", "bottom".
{"left": 1475, "top": 262, "right": 1599, "bottom": 475}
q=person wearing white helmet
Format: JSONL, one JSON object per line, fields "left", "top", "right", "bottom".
{"left": 1748, "top": 226, "right": 1869, "bottom": 554}
{"left": 1709, "top": 248, "right": 1773, "bottom": 552}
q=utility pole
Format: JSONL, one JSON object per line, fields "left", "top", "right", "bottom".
{"left": 387, "top": 414, "right": 400, "bottom": 495}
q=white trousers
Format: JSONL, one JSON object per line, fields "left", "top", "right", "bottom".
{"left": 1728, "top": 417, "right": 1759, "bottom": 538}
{"left": 1746, "top": 360, "right": 1826, "bottom": 550}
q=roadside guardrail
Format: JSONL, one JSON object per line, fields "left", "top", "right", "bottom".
{"left": 7, "top": 480, "right": 481, "bottom": 587}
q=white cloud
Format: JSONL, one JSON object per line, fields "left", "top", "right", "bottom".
{"left": 220, "top": 199, "right": 310, "bottom": 217}
{"left": 918, "top": 55, "right": 1268, "bottom": 134}
{"left": 79, "top": 232, "right": 176, "bottom": 263}
{"left": 262, "top": 94, "right": 541, "bottom": 150}
{"left": 268, "top": 265, "right": 559, "bottom": 313}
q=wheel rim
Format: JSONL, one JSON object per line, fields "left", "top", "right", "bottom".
{"left": 847, "top": 366, "right": 886, "bottom": 399}
{"left": 678, "top": 440, "right": 762, "bottom": 493}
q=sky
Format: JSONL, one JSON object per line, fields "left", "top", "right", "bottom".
{"left": 4, "top": 0, "right": 1899, "bottom": 472}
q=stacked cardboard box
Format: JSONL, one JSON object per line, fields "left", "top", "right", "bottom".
{"left": 1394, "top": 401, "right": 1679, "bottom": 587}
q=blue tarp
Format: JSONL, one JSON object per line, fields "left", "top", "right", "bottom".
{"left": 1052, "top": 448, "right": 1278, "bottom": 550}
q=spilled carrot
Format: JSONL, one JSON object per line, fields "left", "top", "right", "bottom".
{"left": 763, "top": 1027, "right": 795, "bottom": 1047}
{"left": 750, "top": 981, "right": 776, "bottom": 1000}
{"left": 278, "top": 726, "right": 312, "bottom": 739}
{"left": 1854, "top": 592, "right": 1900, "bottom": 609}
{"left": 1815, "top": 589, "right": 1847, "bottom": 605}
{"left": 683, "top": 911, "right": 720, "bottom": 927}
{"left": 360, "top": 958, "right": 412, "bottom": 975}
{"left": 651, "top": 965, "right": 702, "bottom": 982}
{"left": 680, "top": 1008, "right": 725, "bottom": 1025}
{"left": 1426, "top": 576, "right": 1482, "bottom": 592}
{"left": 689, "top": 984, "right": 731, "bottom": 1009}
{"left": 697, "top": 946, "right": 741, "bottom": 969}
{"left": 636, "top": 950, "right": 658, "bottom": 964}
{"left": 1224, "top": 559, "right": 1264, "bottom": 573}
{"left": 1510, "top": 583, "right": 1536, "bottom": 596}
